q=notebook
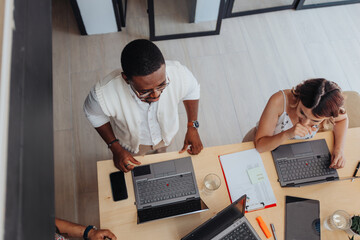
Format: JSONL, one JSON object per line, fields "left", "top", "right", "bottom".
{"left": 271, "top": 139, "right": 339, "bottom": 187}
{"left": 181, "top": 194, "right": 261, "bottom": 240}
{"left": 219, "top": 149, "right": 277, "bottom": 212}
{"left": 131, "top": 156, "right": 208, "bottom": 224}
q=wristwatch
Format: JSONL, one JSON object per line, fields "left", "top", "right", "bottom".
{"left": 187, "top": 120, "right": 199, "bottom": 129}
{"left": 83, "top": 225, "right": 97, "bottom": 240}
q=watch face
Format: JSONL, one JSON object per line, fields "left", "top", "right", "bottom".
{"left": 193, "top": 120, "right": 199, "bottom": 128}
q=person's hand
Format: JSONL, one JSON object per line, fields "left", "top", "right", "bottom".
{"left": 330, "top": 148, "right": 346, "bottom": 169}
{"left": 286, "top": 123, "right": 316, "bottom": 138}
{"left": 88, "top": 228, "right": 117, "bottom": 240}
{"left": 112, "top": 145, "right": 141, "bottom": 172}
{"left": 179, "top": 127, "right": 203, "bottom": 155}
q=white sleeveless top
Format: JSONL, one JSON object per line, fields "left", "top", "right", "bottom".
{"left": 273, "top": 90, "right": 318, "bottom": 140}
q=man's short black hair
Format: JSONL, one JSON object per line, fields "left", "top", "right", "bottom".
{"left": 121, "top": 39, "right": 165, "bottom": 78}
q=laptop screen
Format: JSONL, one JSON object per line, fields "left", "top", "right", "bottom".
{"left": 182, "top": 195, "right": 247, "bottom": 240}
{"left": 183, "top": 205, "right": 240, "bottom": 239}
{"left": 234, "top": 194, "right": 246, "bottom": 215}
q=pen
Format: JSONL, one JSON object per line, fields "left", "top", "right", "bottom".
{"left": 352, "top": 161, "right": 360, "bottom": 182}
{"left": 270, "top": 223, "right": 278, "bottom": 240}
{"left": 353, "top": 161, "right": 360, "bottom": 177}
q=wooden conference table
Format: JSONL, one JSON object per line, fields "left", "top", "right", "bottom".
{"left": 97, "top": 128, "right": 360, "bottom": 240}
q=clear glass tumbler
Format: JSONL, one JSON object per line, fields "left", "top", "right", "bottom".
{"left": 203, "top": 173, "right": 221, "bottom": 192}
{"left": 323, "top": 210, "right": 352, "bottom": 231}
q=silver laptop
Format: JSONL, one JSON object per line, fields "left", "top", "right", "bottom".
{"left": 181, "top": 194, "right": 261, "bottom": 240}
{"left": 131, "top": 156, "right": 208, "bottom": 224}
{"left": 271, "top": 139, "right": 339, "bottom": 187}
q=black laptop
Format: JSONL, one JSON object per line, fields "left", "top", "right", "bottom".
{"left": 271, "top": 139, "right": 339, "bottom": 187}
{"left": 181, "top": 194, "right": 261, "bottom": 240}
{"left": 132, "top": 157, "right": 208, "bottom": 224}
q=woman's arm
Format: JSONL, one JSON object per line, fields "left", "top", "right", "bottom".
{"left": 330, "top": 113, "right": 348, "bottom": 168}
{"left": 255, "top": 91, "right": 314, "bottom": 152}
{"left": 255, "top": 92, "right": 289, "bottom": 152}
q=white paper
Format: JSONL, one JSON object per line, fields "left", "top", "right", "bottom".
{"left": 220, "top": 149, "right": 277, "bottom": 211}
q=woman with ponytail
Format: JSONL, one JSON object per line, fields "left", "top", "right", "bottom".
{"left": 254, "top": 78, "right": 348, "bottom": 169}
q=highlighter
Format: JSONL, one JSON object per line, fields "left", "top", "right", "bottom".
{"left": 256, "top": 216, "right": 272, "bottom": 239}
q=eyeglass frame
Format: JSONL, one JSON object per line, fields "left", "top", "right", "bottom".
{"left": 129, "top": 75, "right": 170, "bottom": 100}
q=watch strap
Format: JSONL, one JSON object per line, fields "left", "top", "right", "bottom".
{"left": 83, "top": 225, "right": 96, "bottom": 240}
{"left": 107, "top": 139, "right": 119, "bottom": 148}
{"left": 187, "top": 120, "right": 199, "bottom": 129}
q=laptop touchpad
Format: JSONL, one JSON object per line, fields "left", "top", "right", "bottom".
{"left": 291, "top": 142, "right": 312, "bottom": 156}
{"left": 153, "top": 161, "right": 176, "bottom": 177}
{"left": 133, "top": 165, "right": 151, "bottom": 177}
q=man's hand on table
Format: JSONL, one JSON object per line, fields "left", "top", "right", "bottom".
{"left": 88, "top": 228, "right": 117, "bottom": 240}
{"left": 111, "top": 144, "right": 141, "bottom": 172}
{"left": 179, "top": 127, "right": 203, "bottom": 155}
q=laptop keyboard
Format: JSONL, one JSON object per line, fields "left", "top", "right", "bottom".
{"left": 138, "top": 198, "right": 201, "bottom": 223}
{"left": 137, "top": 173, "right": 196, "bottom": 205}
{"left": 221, "top": 222, "right": 258, "bottom": 240}
{"left": 278, "top": 155, "right": 336, "bottom": 182}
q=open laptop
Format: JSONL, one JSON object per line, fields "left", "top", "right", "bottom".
{"left": 181, "top": 194, "right": 261, "bottom": 240}
{"left": 131, "top": 156, "right": 208, "bottom": 224}
{"left": 271, "top": 139, "right": 339, "bottom": 187}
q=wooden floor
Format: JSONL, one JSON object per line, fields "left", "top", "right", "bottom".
{"left": 52, "top": 0, "right": 360, "bottom": 230}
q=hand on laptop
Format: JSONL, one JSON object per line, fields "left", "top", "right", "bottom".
{"left": 112, "top": 147, "right": 141, "bottom": 172}
{"left": 330, "top": 148, "right": 345, "bottom": 169}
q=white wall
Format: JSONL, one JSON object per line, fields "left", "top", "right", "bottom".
{"left": 194, "top": 0, "right": 221, "bottom": 23}
{"left": 77, "top": 0, "right": 118, "bottom": 35}
{"left": 0, "top": 0, "right": 14, "bottom": 239}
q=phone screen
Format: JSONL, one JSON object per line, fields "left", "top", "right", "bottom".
{"left": 110, "top": 171, "right": 128, "bottom": 201}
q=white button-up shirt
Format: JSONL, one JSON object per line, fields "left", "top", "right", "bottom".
{"left": 84, "top": 75, "right": 200, "bottom": 146}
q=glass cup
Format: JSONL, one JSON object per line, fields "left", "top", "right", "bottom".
{"left": 323, "top": 210, "right": 352, "bottom": 231}
{"left": 203, "top": 173, "right": 221, "bottom": 193}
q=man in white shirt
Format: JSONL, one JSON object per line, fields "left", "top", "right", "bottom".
{"left": 84, "top": 39, "right": 203, "bottom": 172}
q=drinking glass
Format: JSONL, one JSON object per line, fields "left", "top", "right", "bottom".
{"left": 323, "top": 210, "right": 352, "bottom": 231}
{"left": 203, "top": 173, "right": 221, "bottom": 192}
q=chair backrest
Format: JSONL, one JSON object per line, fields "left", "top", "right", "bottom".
{"left": 343, "top": 91, "right": 360, "bottom": 128}
{"left": 318, "top": 91, "right": 360, "bottom": 132}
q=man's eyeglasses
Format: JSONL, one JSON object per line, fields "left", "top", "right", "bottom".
{"left": 130, "top": 76, "right": 170, "bottom": 100}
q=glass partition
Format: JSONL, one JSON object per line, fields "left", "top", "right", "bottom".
{"left": 148, "top": 0, "right": 225, "bottom": 41}
{"left": 225, "top": 0, "right": 297, "bottom": 18}
{"left": 296, "top": 0, "right": 360, "bottom": 9}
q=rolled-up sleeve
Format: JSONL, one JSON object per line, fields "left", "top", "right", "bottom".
{"left": 182, "top": 66, "right": 200, "bottom": 101}
{"left": 83, "top": 86, "right": 110, "bottom": 128}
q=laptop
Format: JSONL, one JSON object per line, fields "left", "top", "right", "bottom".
{"left": 181, "top": 194, "right": 261, "bottom": 240}
{"left": 131, "top": 156, "right": 208, "bottom": 224}
{"left": 271, "top": 139, "right": 339, "bottom": 187}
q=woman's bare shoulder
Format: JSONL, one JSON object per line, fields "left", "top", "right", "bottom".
{"left": 267, "top": 90, "right": 286, "bottom": 113}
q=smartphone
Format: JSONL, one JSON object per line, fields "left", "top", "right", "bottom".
{"left": 110, "top": 171, "right": 128, "bottom": 201}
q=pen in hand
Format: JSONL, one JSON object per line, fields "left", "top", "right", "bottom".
{"left": 270, "top": 223, "right": 277, "bottom": 240}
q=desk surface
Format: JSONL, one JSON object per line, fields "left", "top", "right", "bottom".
{"left": 97, "top": 128, "right": 360, "bottom": 240}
